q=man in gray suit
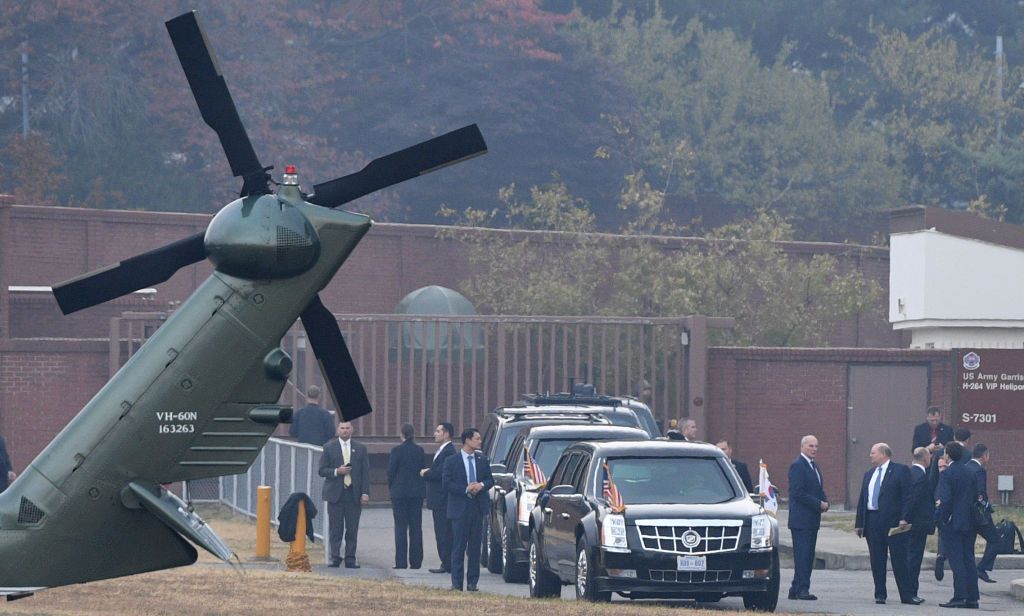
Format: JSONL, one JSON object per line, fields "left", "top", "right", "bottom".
{"left": 318, "top": 421, "right": 370, "bottom": 568}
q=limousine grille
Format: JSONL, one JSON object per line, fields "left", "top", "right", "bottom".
{"left": 635, "top": 518, "right": 742, "bottom": 555}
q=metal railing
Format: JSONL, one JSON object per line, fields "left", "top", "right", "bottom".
{"left": 186, "top": 437, "right": 332, "bottom": 562}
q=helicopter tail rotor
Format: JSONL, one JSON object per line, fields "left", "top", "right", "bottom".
{"left": 299, "top": 295, "right": 373, "bottom": 421}
{"left": 308, "top": 124, "right": 487, "bottom": 209}
{"left": 166, "top": 11, "right": 270, "bottom": 197}
{"left": 52, "top": 232, "right": 207, "bottom": 315}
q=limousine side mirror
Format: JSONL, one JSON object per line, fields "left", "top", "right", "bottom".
{"left": 490, "top": 463, "right": 507, "bottom": 474}
{"left": 549, "top": 484, "right": 576, "bottom": 496}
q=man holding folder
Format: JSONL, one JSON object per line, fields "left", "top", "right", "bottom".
{"left": 855, "top": 442, "right": 917, "bottom": 605}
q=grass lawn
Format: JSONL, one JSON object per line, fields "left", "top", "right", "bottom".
{"left": 0, "top": 504, "right": 796, "bottom": 616}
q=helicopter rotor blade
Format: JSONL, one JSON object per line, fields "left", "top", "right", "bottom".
{"left": 299, "top": 295, "right": 373, "bottom": 421}
{"left": 166, "top": 11, "right": 269, "bottom": 196}
{"left": 52, "top": 232, "right": 207, "bottom": 315}
{"left": 308, "top": 124, "right": 487, "bottom": 209}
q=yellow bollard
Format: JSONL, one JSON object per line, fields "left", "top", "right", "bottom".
{"left": 290, "top": 500, "right": 307, "bottom": 555}
{"left": 285, "top": 499, "right": 311, "bottom": 572}
{"left": 255, "top": 485, "right": 271, "bottom": 559}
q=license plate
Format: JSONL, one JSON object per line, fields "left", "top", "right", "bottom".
{"left": 677, "top": 555, "right": 706, "bottom": 571}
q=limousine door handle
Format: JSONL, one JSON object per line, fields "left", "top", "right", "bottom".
{"left": 559, "top": 513, "right": 570, "bottom": 519}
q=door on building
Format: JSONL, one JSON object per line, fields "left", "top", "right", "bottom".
{"left": 846, "top": 364, "right": 929, "bottom": 507}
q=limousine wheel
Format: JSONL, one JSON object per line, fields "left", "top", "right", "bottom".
{"left": 528, "top": 533, "right": 560, "bottom": 598}
{"left": 575, "top": 538, "right": 611, "bottom": 602}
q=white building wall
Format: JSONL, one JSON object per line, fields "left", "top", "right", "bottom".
{"left": 890, "top": 230, "right": 1024, "bottom": 348}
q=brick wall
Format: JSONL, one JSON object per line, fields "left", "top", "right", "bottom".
{"left": 0, "top": 338, "right": 109, "bottom": 473}
{"left": 702, "top": 347, "right": 1000, "bottom": 507}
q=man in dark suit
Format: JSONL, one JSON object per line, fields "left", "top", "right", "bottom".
{"left": 854, "top": 443, "right": 916, "bottom": 605}
{"left": 389, "top": 423, "right": 426, "bottom": 569}
{"left": 0, "top": 434, "right": 15, "bottom": 493}
{"left": 318, "top": 421, "right": 371, "bottom": 568}
{"left": 421, "top": 422, "right": 456, "bottom": 573}
{"left": 931, "top": 427, "right": 970, "bottom": 581}
{"left": 967, "top": 444, "right": 999, "bottom": 583}
{"left": 936, "top": 441, "right": 980, "bottom": 609}
{"left": 442, "top": 427, "right": 493, "bottom": 591}
{"left": 906, "top": 447, "right": 935, "bottom": 601}
{"left": 717, "top": 439, "right": 753, "bottom": 493}
{"left": 787, "top": 434, "right": 828, "bottom": 601}
{"left": 289, "top": 385, "right": 335, "bottom": 446}
{"left": 912, "top": 406, "right": 954, "bottom": 454}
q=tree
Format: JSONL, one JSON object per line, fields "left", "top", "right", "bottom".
{"left": 570, "top": 11, "right": 904, "bottom": 240}
{"left": 1, "top": 133, "right": 65, "bottom": 205}
{"left": 443, "top": 172, "right": 881, "bottom": 346}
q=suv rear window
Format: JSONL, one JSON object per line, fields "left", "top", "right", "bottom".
{"left": 604, "top": 457, "right": 738, "bottom": 505}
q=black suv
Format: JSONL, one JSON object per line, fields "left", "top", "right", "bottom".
{"left": 478, "top": 393, "right": 659, "bottom": 569}
{"left": 528, "top": 441, "right": 779, "bottom": 610}
{"left": 488, "top": 424, "right": 649, "bottom": 582}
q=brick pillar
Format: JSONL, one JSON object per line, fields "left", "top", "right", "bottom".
{"left": 0, "top": 198, "right": 11, "bottom": 340}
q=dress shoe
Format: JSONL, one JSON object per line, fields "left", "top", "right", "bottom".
{"left": 345, "top": 562, "right": 360, "bottom": 569}
{"left": 978, "top": 571, "right": 996, "bottom": 583}
{"left": 411, "top": 565, "right": 421, "bottom": 570}
{"left": 934, "top": 555, "right": 945, "bottom": 581}
{"left": 794, "top": 592, "right": 817, "bottom": 600}
{"left": 328, "top": 558, "right": 342, "bottom": 568}
{"left": 449, "top": 585, "right": 462, "bottom": 591}
{"left": 466, "top": 585, "right": 479, "bottom": 592}
{"left": 392, "top": 565, "right": 407, "bottom": 569}
{"left": 939, "top": 599, "right": 967, "bottom": 608}
{"left": 875, "top": 597, "right": 886, "bottom": 604}
{"left": 787, "top": 590, "right": 798, "bottom": 600}
{"left": 902, "top": 597, "right": 925, "bottom": 605}
{"left": 964, "top": 600, "right": 979, "bottom": 609}
{"left": 429, "top": 568, "right": 448, "bottom": 574}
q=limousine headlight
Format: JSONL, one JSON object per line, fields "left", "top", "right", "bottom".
{"left": 751, "top": 514, "right": 772, "bottom": 550}
{"left": 601, "top": 514, "right": 629, "bottom": 552}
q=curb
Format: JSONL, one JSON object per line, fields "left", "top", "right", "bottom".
{"left": 780, "top": 544, "right": 1024, "bottom": 571}
{"left": 1012, "top": 578, "right": 1024, "bottom": 601}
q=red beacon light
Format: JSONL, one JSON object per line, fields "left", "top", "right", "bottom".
{"left": 282, "top": 164, "right": 299, "bottom": 186}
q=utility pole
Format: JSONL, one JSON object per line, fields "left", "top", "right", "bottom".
{"left": 21, "top": 39, "right": 29, "bottom": 136}
{"left": 996, "top": 35, "right": 1004, "bottom": 144}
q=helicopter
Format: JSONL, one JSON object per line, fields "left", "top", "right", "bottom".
{"left": 0, "top": 10, "right": 486, "bottom": 599}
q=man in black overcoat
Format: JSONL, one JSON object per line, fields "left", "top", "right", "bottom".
{"left": 388, "top": 423, "right": 426, "bottom": 569}
{"left": 905, "top": 447, "right": 935, "bottom": 601}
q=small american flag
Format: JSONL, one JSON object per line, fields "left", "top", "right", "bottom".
{"left": 602, "top": 462, "right": 625, "bottom": 513}
{"left": 523, "top": 443, "right": 547, "bottom": 486}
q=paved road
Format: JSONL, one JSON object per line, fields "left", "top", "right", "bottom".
{"left": 310, "top": 507, "right": 1024, "bottom": 614}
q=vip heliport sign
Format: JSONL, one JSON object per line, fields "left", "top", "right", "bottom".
{"left": 954, "top": 348, "right": 1024, "bottom": 429}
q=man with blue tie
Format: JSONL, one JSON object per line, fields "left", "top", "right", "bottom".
{"left": 906, "top": 446, "right": 935, "bottom": 602}
{"left": 936, "top": 441, "right": 980, "bottom": 609}
{"left": 854, "top": 443, "right": 916, "bottom": 605}
{"left": 787, "top": 435, "right": 828, "bottom": 600}
{"left": 442, "top": 427, "right": 494, "bottom": 591}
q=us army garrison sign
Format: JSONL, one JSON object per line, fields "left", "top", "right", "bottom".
{"left": 954, "top": 348, "right": 1024, "bottom": 429}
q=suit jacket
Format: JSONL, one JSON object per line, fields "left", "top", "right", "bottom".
{"left": 0, "top": 436, "right": 11, "bottom": 492}
{"left": 318, "top": 438, "right": 371, "bottom": 503}
{"left": 912, "top": 422, "right": 953, "bottom": 451}
{"left": 965, "top": 459, "right": 989, "bottom": 503}
{"left": 289, "top": 404, "right": 335, "bottom": 446}
{"left": 733, "top": 460, "right": 754, "bottom": 493}
{"left": 787, "top": 455, "right": 826, "bottom": 530}
{"left": 855, "top": 461, "right": 912, "bottom": 536}
{"left": 937, "top": 460, "right": 979, "bottom": 532}
{"left": 442, "top": 448, "right": 494, "bottom": 520}
{"left": 423, "top": 441, "right": 456, "bottom": 510}
{"left": 388, "top": 438, "right": 426, "bottom": 500}
{"left": 907, "top": 464, "right": 936, "bottom": 534}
